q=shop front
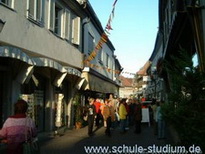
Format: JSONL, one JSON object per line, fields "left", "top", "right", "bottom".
{"left": 0, "top": 46, "right": 82, "bottom": 131}
{"left": 0, "top": 46, "right": 34, "bottom": 127}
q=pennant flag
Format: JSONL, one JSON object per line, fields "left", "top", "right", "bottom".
{"left": 84, "top": 0, "right": 118, "bottom": 64}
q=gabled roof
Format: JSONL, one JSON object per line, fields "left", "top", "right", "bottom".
{"left": 119, "top": 76, "right": 133, "bottom": 87}
{"left": 137, "top": 61, "right": 151, "bottom": 76}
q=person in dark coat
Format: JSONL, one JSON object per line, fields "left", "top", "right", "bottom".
{"left": 134, "top": 100, "right": 142, "bottom": 134}
{"left": 87, "top": 98, "right": 96, "bottom": 136}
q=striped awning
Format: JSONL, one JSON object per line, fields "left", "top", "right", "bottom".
{"left": 32, "top": 57, "right": 67, "bottom": 73}
{"left": 0, "top": 46, "right": 34, "bottom": 65}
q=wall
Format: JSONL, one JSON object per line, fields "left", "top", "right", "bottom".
{"left": 0, "top": 1, "right": 83, "bottom": 69}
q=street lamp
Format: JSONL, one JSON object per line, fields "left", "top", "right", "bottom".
{"left": 0, "top": 19, "right": 5, "bottom": 33}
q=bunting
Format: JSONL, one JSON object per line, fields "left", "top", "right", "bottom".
{"left": 82, "top": 0, "right": 136, "bottom": 77}
{"left": 84, "top": 0, "right": 118, "bottom": 63}
{"left": 86, "top": 61, "right": 136, "bottom": 76}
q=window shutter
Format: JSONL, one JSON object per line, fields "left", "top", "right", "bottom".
{"left": 65, "top": 9, "right": 71, "bottom": 40}
{"left": 49, "top": 0, "right": 55, "bottom": 31}
{"left": 72, "top": 16, "right": 81, "bottom": 45}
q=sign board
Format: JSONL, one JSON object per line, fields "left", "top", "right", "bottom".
{"left": 141, "top": 108, "right": 150, "bottom": 127}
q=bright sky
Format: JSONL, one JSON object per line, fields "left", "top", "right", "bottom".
{"left": 89, "top": 0, "right": 159, "bottom": 77}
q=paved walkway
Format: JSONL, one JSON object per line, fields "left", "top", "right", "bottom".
{"left": 40, "top": 123, "right": 173, "bottom": 154}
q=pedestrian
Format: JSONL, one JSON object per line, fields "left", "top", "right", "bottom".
{"left": 94, "top": 98, "right": 102, "bottom": 128}
{"left": 101, "top": 99, "right": 109, "bottom": 128}
{"left": 109, "top": 94, "right": 118, "bottom": 128}
{"left": 87, "top": 98, "right": 96, "bottom": 136}
{"left": 124, "top": 99, "right": 130, "bottom": 130}
{"left": 128, "top": 99, "right": 136, "bottom": 126}
{"left": 119, "top": 98, "right": 127, "bottom": 133}
{"left": 0, "top": 99, "right": 37, "bottom": 154}
{"left": 102, "top": 100, "right": 115, "bottom": 136}
{"left": 156, "top": 101, "right": 166, "bottom": 139}
{"left": 134, "top": 99, "right": 142, "bottom": 134}
{"left": 109, "top": 94, "right": 117, "bottom": 111}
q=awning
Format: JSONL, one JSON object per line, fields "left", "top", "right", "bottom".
{"left": 0, "top": 46, "right": 82, "bottom": 85}
{"left": 64, "top": 66, "right": 81, "bottom": 77}
{"left": 32, "top": 57, "right": 67, "bottom": 73}
{"left": 32, "top": 57, "right": 82, "bottom": 87}
{"left": 0, "top": 46, "right": 34, "bottom": 65}
{"left": 82, "top": 72, "right": 118, "bottom": 94}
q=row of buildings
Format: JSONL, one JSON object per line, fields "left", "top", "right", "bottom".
{"left": 135, "top": 0, "right": 205, "bottom": 102}
{"left": 0, "top": 0, "right": 122, "bottom": 132}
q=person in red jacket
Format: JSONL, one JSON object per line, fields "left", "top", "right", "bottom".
{"left": 94, "top": 98, "right": 102, "bottom": 128}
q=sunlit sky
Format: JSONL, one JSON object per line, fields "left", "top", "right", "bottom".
{"left": 89, "top": 0, "right": 159, "bottom": 77}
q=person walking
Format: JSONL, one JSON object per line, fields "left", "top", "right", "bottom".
{"left": 94, "top": 98, "right": 102, "bottom": 128}
{"left": 87, "top": 98, "right": 96, "bottom": 136}
{"left": 0, "top": 99, "right": 37, "bottom": 154}
{"left": 118, "top": 98, "right": 127, "bottom": 134}
{"left": 102, "top": 100, "right": 114, "bottom": 136}
{"left": 134, "top": 99, "right": 142, "bottom": 134}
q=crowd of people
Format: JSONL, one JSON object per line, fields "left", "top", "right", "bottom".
{"left": 85, "top": 94, "right": 142, "bottom": 137}
{"left": 0, "top": 95, "right": 166, "bottom": 153}
{"left": 85, "top": 94, "right": 166, "bottom": 140}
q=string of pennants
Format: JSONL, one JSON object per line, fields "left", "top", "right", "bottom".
{"left": 84, "top": 0, "right": 118, "bottom": 63}
{"left": 87, "top": 62, "right": 136, "bottom": 76}
{"left": 84, "top": 0, "right": 136, "bottom": 77}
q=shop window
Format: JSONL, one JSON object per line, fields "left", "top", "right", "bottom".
{"left": 0, "top": 0, "right": 13, "bottom": 8}
{"left": 21, "top": 74, "right": 46, "bottom": 132}
{"left": 27, "top": 0, "right": 43, "bottom": 24}
{"left": 21, "top": 90, "right": 44, "bottom": 132}
{"left": 55, "top": 94, "right": 66, "bottom": 127}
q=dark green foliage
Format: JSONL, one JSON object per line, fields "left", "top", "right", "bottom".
{"left": 162, "top": 49, "right": 205, "bottom": 151}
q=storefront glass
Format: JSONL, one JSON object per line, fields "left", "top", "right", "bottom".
{"left": 21, "top": 75, "right": 45, "bottom": 132}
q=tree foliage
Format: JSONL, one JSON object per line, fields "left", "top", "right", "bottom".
{"left": 161, "top": 49, "right": 205, "bottom": 151}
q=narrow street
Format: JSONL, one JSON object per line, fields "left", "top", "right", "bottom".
{"left": 40, "top": 124, "right": 173, "bottom": 154}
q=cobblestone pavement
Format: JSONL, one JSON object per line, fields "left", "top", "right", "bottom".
{"left": 40, "top": 124, "right": 173, "bottom": 154}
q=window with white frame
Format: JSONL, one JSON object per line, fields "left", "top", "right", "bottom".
{"left": 27, "top": 0, "right": 43, "bottom": 23}
{"left": 48, "top": 0, "right": 64, "bottom": 37}
{"left": 88, "top": 33, "right": 94, "bottom": 54}
{"left": 48, "top": 0, "right": 80, "bottom": 42}
{"left": 0, "top": 0, "right": 13, "bottom": 8}
{"left": 54, "top": 4, "right": 63, "bottom": 35}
